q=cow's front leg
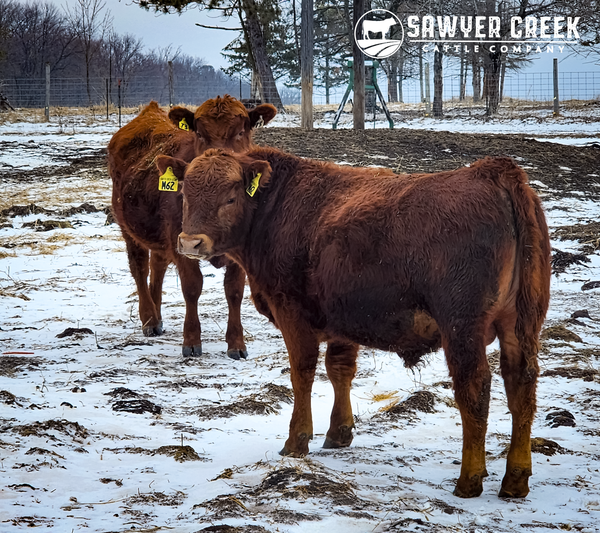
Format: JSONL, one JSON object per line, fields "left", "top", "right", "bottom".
{"left": 276, "top": 312, "right": 319, "bottom": 458}
{"left": 223, "top": 261, "right": 248, "bottom": 360}
{"left": 323, "top": 341, "right": 358, "bottom": 449}
{"left": 175, "top": 256, "right": 204, "bottom": 357}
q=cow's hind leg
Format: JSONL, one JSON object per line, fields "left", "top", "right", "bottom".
{"left": 276, "top": 311, "right": 319, "bottom": 458}
{"left": 148, "top": 250, "right": 170, "bottom": 335}
{"left": 223, "top": 262, "right": 248, "bottom": 360}
{"left": 123, "top": 233, "right": 162, "bottom": 336}
{"left": 323, "top": 341, "right": 358, "bottom": 449}
{"left": 444, "top": 329, "right": 491, "bottom": 498}
{"left": 496, "top": 315, "right": 538, "bottom": 498}
{"left": 175, "top": 256, "right": 203, "bottom": 357}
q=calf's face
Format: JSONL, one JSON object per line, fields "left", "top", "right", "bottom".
{"left": 167, "top": 96, "right": 277, "bottom": 153}
{"left": 155, "top": 150, "right": 271, "bottom": 260}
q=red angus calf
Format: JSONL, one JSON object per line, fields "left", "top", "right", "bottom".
{"left": 107, "top": 97, "right": 276, "bottom": 357}
{"left": 166, "top": 147, "right": 550, "bottom": 498}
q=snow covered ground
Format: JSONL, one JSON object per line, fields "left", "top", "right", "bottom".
{"left": 0, "top": 109, "right": 599, "bottom": 532}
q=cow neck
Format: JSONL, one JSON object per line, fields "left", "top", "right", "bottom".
{"left": 236, "top": 146, "right": 301, "bottom": 279}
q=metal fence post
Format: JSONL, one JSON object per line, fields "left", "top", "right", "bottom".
{"left": 45, "top": 62, "right": 50, "bottom": 121}
{"left": 118, "top": 79, "right": 122, "bottom": 127}
{"left": 424, "top": 62, "right": 431, "bottom": 117}
{"left": 553, "top": 58, "right": 560, "bottom": 116}
{"left": 168, "top": 60, "right": 174, "bottom": 108}
{"left": 106, "top": 78, "right": 109, "bottom": 119}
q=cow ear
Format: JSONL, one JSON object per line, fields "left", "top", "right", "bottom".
{"left": 248, "top": 104, "right": 277, "bottom": 128}
{"left": 156, "top": 155, "right": 188, "bottom": 181}
{"left": 168, "top": 107, "right": 195, "bottom": 132}
{"left": 242, "top": 160, "right": 271, "bottom": 197}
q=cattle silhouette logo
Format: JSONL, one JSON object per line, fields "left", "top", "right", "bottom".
{"left": 354, "top": 9, "right": 404, "bottom": 59}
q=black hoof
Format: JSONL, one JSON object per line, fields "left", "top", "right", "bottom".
{"left": 143, "top": 321, "right": 163, "bottom": 337}
{"left": 227, "top": 349, "right": 248, "bottom": 360}
{"left": 182, "top": 344, "right": 202, "bottom": 357}
{"left": 278, "top": 446, "right": 307, "bottom": 458}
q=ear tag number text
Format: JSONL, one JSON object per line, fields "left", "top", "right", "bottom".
{"left": 179, "top": 118, "right": 189, "bottom": 131}
{"left": 159, "top": 167, "right": 179, "bottom": 192}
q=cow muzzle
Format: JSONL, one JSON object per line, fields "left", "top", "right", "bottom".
{"left": 178, "top": 232, "right": 214, "bottom": 259}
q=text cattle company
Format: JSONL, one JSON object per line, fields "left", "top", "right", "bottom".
{"left": 406, "top": 15, "right": 581, "bottom": 55}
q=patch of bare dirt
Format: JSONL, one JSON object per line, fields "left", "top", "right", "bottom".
{"left": 5, "top": 419, "right": 89, "bottom": 442}
{"left": 124, "top": 490, "right": 186, "bottom": 507}
{"left": 255, "top": 128, "right": 600, "bottom": 199}
{"left": 0, "top": 356, "right": 41, "bottom": 376}
{"left": 105, "top": 444, "right": 210, "bottom": 463}
{"left": 1, "top": 202, "right": 108, "bottom": 218}
{"left": 195, "top": 383, "right": 293, "bottom": 420}
{"left": 531, "top": 437, "right": 569, "bottom": 455}
{"left": 552, "top": 222, "right": 600, "bottom": 254}
{"left": 376, "top": 390, "right": 438, "bottom": 421}
{"left": 545, "top": 410, "right": 577, "bottom": 428}
{"left": 551, "top": 249, "right": 592, "bottom": 274}
{"left": 540, "top": 325, "right": 583, "bottom": 343}
{"left": 197, "top": 525, "right": 274, "bottom": 532}
{"left": 542, "top": 367, "right": 598, "bottom": 382}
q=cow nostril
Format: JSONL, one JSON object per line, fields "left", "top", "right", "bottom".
{"left": 193, "top": 239, "right": 203, "bottom": 250}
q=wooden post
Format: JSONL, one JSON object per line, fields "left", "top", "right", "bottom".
{"left": 45, "top": 62, "right": 50, "bottom": 121}
{"left": 300, "top": 0, "right": 314, "bottom": 129}
{"left": 424, "top": 62, "right": 431, "bottom": 116}
{"left": 118, "top": 79, "right": 122, "bottom": 128}
{"left": 553, "top": 58, "right": 559, "bottom": 116}
{"left": 168, "top": 60, "right": 174, "bottom": 108}
{"left": 353, "top": 0, "right": 365, "bottom": 130}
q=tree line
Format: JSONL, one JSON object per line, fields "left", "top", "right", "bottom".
{"left": 0, "top": 0, "right": 244, "bottom": 107}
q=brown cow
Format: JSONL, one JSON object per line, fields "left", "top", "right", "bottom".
{"left": 107, "top": 96, "right": 276, "bottom": 357}
{"left": 166, "top": 147, "right": 551, "bottom": 498}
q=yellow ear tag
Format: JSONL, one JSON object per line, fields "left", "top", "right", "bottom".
{"left": 158, "top": 166, "right": 179, "bottom": 192}
{"left": 246, "top": 172, "right": 261, "bottom": 197}
{"left": 179, "top": 118, "right": 189, "bottom": 131}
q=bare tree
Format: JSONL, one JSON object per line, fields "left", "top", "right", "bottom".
{"left": 0, "top": 0, "right": 17, "bottom": 66}
{"left": 7, "top": 2, "right": 76, "bottom": 78}
{"left": 135, "top": 0, "right": 284, "bottom": 110}
{"left": 64, "top": 0, "right": 112, "bottom": 104}
{"left": 108, "top": 32, "right": 145, "bottom": 81}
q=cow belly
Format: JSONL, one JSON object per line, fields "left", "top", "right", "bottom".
{"left": 323, "top": 287, "right": 441, "bottom": 367}
{"left": 115, "top": 190, "right": 179, "bottom": 250}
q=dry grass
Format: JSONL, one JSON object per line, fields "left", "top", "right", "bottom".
{"left": 366, "top": 390, "right": 399, "bottom": 403}
{"left": 0, "top": 181, "right": 111, "bottom": 213}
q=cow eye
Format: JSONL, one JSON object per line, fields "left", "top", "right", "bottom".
{"left": 226, "top": 197, "right": 236, "bottom": 205}
{"left": 236, "top": 130, "right": 244, "bottom": 138}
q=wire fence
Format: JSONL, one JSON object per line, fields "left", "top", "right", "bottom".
{"left": 1, "top": 71, "right": 599, "bottom": 110}
{"left": 317, "top": 71, "right": 600, "bottom": 107}
{"left": 0, "top": 76, "right": 253, "bottom": 109}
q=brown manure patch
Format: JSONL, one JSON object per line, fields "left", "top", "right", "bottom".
{"left": 377, "top": 390, "right": 438, "bottom": 420}
{"left": 542, "top": 367, "right": 597, "bottom": 382}
{"left": 540, "top": 325, "right": 583, "bottom": 343}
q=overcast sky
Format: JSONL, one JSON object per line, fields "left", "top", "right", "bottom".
{"left": 70, "top": 0, "right": 236, "bottom": 69}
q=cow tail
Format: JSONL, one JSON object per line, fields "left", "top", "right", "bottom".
{"left": 487, "top": 158, "right": 551, "bottom": 365}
